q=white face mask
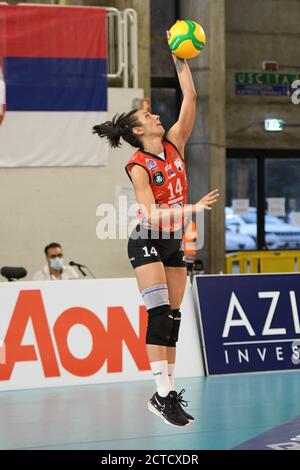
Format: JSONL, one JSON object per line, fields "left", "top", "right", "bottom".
{"left": 50, "top": 257, "right": 64, "bottom": 270}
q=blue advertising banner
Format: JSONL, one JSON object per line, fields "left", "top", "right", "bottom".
{"left": 236, "top": 84, "right": 290, "bottom": 97}
{"left": 193, "top": 274, "right": 300, "bottom": 375}
{"left": 234, "top": 414, "right": 300, "bottom": 450}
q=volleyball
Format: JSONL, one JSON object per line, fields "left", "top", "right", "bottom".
{"left": 167, "top": 20, "right": 206, "bottom": 59}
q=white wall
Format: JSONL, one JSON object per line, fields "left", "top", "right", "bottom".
{"left": 0, "top": 88, "right": 143, "bottom": 281}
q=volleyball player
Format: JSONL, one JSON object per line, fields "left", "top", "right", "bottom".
{"left": 93, "top": 53, "right": 219, "bottom": 427}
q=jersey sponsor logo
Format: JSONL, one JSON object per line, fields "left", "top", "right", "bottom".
{"left": 153, "top": 171, "right": 165, "bottom": 186}
{"left": 165, "top": 163, "right": 172, "bottom": 171}
{"left": 146, "top": 159, "right": 158, "bottom": 171}
{"left": 174, "top": 158, "right": 183, "bottom": 172}
{"left": 168, "top": 169, "right": 176, "bottom": 179}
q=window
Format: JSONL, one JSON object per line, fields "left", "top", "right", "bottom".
{"left": 150, "top": 0, "right": 180, "bottom": 131}
{"left": 226, "top": 158, "right": 257, "bottom": 251}
{"left": 151, "top": 88, "right": 178, "bottom": 132}
{"left": 265, "top": 158, "right": 300, "bottom": 249}
{"left": 150, "top": 0, "right": 178, "bottom": 78}
{"left": 226, "top": 149, "right": 300, "bottom": 252}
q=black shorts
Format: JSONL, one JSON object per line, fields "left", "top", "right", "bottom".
{"left": 127, "top": 225, "right": 187, "bottom": 269}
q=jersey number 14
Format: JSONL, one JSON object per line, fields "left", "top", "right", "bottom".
{"left": 168, "top": 178, "right": 183, "bottom": 199}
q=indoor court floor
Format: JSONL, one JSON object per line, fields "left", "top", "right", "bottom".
{"left": 1, "top": 371, "right": 300, "bottom": 450}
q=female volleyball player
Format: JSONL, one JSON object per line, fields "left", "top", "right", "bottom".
{"left": 93, "top": 53, "right": 219, "bottom": 427}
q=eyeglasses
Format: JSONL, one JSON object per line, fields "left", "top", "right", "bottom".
{"left": 48, "top": 254, "right": 63, "bottom": 259}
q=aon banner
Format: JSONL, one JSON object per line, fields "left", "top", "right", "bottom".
{"left": 0, "top": 278, "right": 204, "bottom": 391}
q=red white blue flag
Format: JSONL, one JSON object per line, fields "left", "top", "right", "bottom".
{"left": 0, "top": 5, "right": 108, "bottom": 166}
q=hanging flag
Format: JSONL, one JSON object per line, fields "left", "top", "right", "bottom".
{"left": 0, "top": 56, "right": 5, "bottom": 127}
{"left": 0, "top": 4, "right": 109, "bottom": 166}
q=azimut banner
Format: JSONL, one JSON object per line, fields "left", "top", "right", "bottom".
{"left": 0, "top": 278, "right": 204, "bottom": 390}
{"left": 193, "top": 274, "right": 300, "bottom": 375}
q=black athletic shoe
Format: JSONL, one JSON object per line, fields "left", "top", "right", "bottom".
{"left": 171, "top": 389, "right": 195, "bottom": 423}
{"left": 148, "top": 391, "right": 189, "bottom": 427}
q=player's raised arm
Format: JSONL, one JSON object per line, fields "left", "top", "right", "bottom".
{"left": 166, "top": 19, "right": 206, "bottom": 156}
{"left": 166, "top": 54, "right": 197, "bottom": 156}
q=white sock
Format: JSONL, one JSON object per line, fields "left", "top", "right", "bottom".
{"left": 168, "top": 363, "right": 175, "bottom": 390}
{"left": 150, "top": 360, "right": 171, "bottom": 397}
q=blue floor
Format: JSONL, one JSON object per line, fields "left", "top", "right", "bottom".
{"left": 1, "top": 372, "right": 300, "bottom": 450}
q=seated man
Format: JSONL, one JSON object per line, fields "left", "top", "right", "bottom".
{"left": 32, "top": 242, "right": 79, "bottom": 281}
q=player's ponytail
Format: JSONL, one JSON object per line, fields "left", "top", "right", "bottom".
{"left": 92, "top": 109, "right": 142, "bottom": 149}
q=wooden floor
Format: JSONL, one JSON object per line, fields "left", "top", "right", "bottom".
{"left": 1, "top": 372, "right": 300, "bottom": 450}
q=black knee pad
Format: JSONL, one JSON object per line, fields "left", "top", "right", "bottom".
{"left": 167, "top": 309, "right": 182, "bottom": 347}
{"left": 146, "top": 304, "right": 173, "bottom": 346}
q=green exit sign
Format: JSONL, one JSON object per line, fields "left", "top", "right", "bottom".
{"left": 236, "top": 72, "right": 300, "bottom": 86}
{"left": 235, "top": 72, "right": 300, "bottom": 96}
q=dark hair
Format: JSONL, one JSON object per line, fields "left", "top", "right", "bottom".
{"left": 92, "top": 109, "right": 142, "bottom": 149}
{"left": 44, "top": 242, "right": 62, "bottom": 256}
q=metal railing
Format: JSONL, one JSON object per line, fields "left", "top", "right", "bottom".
{"left": 226, "top": 250, "right": 300, "bottom": 274}
{"left": 0, "top": 3, "right": 138, "bottom": 88}
{"left": 107, "top": 7, "right": 138, "bottom": 88}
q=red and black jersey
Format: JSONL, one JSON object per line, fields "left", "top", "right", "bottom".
{"left": 125, "top": 139, "right": 188, "bottom": 216}
{"left": 125, "top": 139, "right": 188, "bottom": 232}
